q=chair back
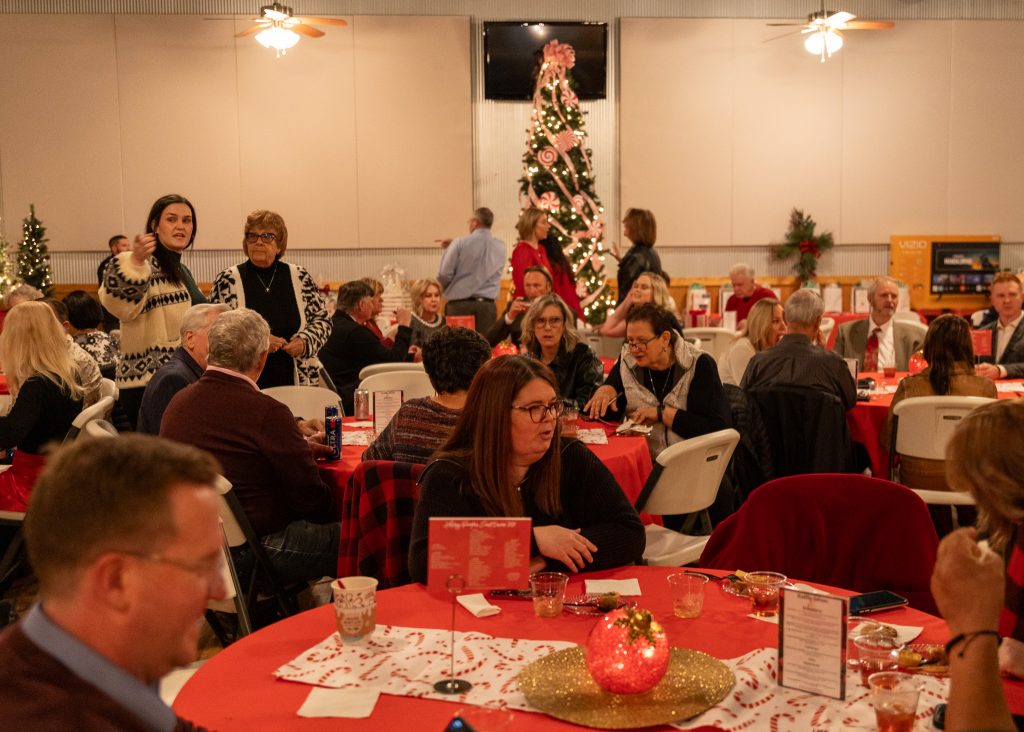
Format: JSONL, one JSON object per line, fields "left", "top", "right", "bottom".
{"left": 684, "top": 327, "right": 735, "bottom": 362}
{"left": 819, "top": 316, "right": 835, "bottom": 344}
{"left": 262, "top": 385, "right": 342, "bottom": 420}
{"left": 892, "top": 395, "right": 995, "bottom": 461}
{"left": 700, "top": 473, "right": 939, "bottom": 613}
{"left": 893, "top": 310, "right": 922, "bottom": 323}
{"left": 83, "top": 419, "right": 118, "bottom": 439}
{"left": 99, "top": 378, "right": 119, "bottom": 402}
{"left": 358, "top": 370, "right": 435, "bottom": 401}
{"left": 358, "top": 362, "right": 427, "bottom": 381}
{"left": 898, "top": 320, "right": 929, "bottom": 341}
{"left": 749, "top": 386, "right": 851, "bottom": 476}
{"left": 64, "top": 395, "right": 115, "bottom": 441}
{"left": 635, "top": 429, "right": 740, "bottom": 516}
{"left": 212, "top": 475, "right": 247, "bottom": 549}
{"left": 338, "top": 460, "right": 425, "bottom": 588}
{"left": 318, "top": 366, "right": 340, "bottom": 396}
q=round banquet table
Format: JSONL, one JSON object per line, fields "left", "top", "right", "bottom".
{"left": 847, "top": 371, "right": 1023, "bottom": 478}
{"left": 0, "top": 373, "right": 8, "bottom": 395}
{"left": 317, "top": 420, "right": 654, "bottom": 508}
{"left": 174, "top": 565, "right": 1024, "bottom": 730}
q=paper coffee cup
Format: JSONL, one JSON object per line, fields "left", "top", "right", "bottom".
{"left": 331, "top": 576, "right": 378, "bottom": 643}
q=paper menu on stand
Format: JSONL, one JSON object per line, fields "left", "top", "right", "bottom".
{"left": 778, "top": 589, "right": 847, "bottom": 700}
{"left": 372, "top": 390, "right": 403, "bottom": 434}
{"left": 426, "top": 517, "right": 531, "bottom": 593}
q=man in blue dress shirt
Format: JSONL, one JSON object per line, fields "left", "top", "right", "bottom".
{"left": 437, "top": 207, "right": 506, "bottom": 335}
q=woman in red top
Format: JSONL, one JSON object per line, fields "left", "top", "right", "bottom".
{"left": 511, "top": 208, "right": 583, "bottom": 320}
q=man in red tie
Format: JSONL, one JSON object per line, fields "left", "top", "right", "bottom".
{"left": 832, "top": 276, "right": 923, "bottom": 372}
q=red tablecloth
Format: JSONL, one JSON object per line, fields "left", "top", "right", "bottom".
{"left": 174, "top": 564, "right": 1024, "bottom": 730}
{"left": 599, "top": 356, "right": 615, "bottom": 376}
{"left": 0, "top": 374, "right": 8, "bottom": 396}
{"left": 846, "top": 372, "right": 1022, "bottom": 478}
{"left": 318, "top": 421, "right": 653, "bottom": 509}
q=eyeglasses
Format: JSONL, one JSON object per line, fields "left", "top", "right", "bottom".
{"left": 119, "top": 550, "right": 226, "bottom": 584}
{"left": 512, "top": 400, "right": 564, "bottom": 423}
{"left": 626, "top": 335, "right": 661, "bottom": 351}
{"left": 245, "top": 232, "right": 278, "bottom": 244}
{"left": 534, "top": 316, "right": 564, "bottom": 330}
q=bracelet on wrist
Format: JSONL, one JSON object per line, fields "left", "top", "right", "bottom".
{"left": 944, "top": 629, "right": 1002, "bottom": 658}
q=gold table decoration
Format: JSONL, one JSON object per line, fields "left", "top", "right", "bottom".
{"left": 518, "top": 646, "right": 735, "bottom": 729}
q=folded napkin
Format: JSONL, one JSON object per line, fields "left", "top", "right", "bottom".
{"left": 297, "top": 686, "right": 381, "bottom": 718}
{"left": 342, "top": 431, "right": 373, "bottom": 446}
{"left": 576, "top": 428, "right": 609, "bottom": 445}
{"left": 457, "top": 593, "right": 501, "bottom": 617}
{"left": 347, "top": 420, "right": 375, "bottom": 428}
{"left": 585, "top": 578, "right": 641, "bottom": 596}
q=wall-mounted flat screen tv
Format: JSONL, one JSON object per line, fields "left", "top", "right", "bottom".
{"left": 930, "top": 241, "right": 1001, "bottom": 294}
{"left": 483, "top": 21, "right": 607, "bottom": 101}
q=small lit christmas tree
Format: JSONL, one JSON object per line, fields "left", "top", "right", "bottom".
{"left": 17, "top": 204, "right": 54, "bottom": 296}
{"left": 0, "top": 220, "right": 16, "bottom": 300}
{"left": 519, "top": 39, "right": 612, "bottom": 325}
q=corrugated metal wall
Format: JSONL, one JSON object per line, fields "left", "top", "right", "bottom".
{"left": 8, "top": 1, "right": 1023, "bottom": 283}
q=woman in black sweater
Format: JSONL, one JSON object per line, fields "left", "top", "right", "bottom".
{"left": 0, "top": 302, "right": 84, "bottom": 511}
{"left": 520, "top": 294, "right": 603, "bottom": 410}
{"left": 408, "top": 356, "right": 644, "bottom": 583}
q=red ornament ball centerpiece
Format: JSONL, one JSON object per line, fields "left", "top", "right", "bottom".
{"left": 584, "top": 608, "right": 670, "bottom": 694}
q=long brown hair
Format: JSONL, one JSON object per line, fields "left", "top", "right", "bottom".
{"left": 923, "top": 314, "right": 975, "bottom": 395}
{"left": 433, "top": 356, "right": 562, "bottom": 517}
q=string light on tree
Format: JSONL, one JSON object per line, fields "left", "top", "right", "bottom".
{"left": 16, "top": 204, "right": 54, "bottom": 296}
{"left": 518, "top": 39, "right": 613, "bottom": 324}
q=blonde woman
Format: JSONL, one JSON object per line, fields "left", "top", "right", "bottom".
{"left": 408, "top": 278, "right": 445, "bottom": 348}
{"left": 597, "top": 271, "right": 681, "bottom": 338}
{"left": 0, "top": 302, "right": 84, "bottom": 511}
{"left": 521, "top": 294, "right": 603, "bottom": 409}
{"left": 718, "top": 298, "right": 786, "bottom": 386}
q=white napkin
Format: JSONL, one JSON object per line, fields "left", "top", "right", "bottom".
{"left": 342, "top": 431, "right": 373, "bottom": 446}
{"left": 297, "top": 685, "right": 381, "bottom": 718}
{"left": 347, "top": 420, "right": 375, "bottom": 428}
{"left": 585, "top": 579, "right": 642, "bottom": 596}
{"left": 456, "top": 593, "right": 501, "bottom": 617}
{"left": 576, "top": 429, "right": 608, "bottom": 445}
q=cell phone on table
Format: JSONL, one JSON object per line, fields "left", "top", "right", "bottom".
{"left": 848, "top": 590, "right": 909, "bottom": 615}
{"left": 488, "top": 589, "right": 532, "bottom": 600}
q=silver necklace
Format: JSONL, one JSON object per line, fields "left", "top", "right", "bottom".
{"left": 253, "top": 263, "right": 278, "bottom": 293}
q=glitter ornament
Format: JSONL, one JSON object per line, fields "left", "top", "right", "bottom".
{"left": 907, "top": 350, "right": 927, "bottom": 375}
{"left": 585, "top": 608, "right": 670, "bottom": 694}
{"left": 491, "top": 341, "right": 519, "bottom": 358}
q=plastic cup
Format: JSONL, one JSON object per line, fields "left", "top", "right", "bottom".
{"left": 667, "top": 572, "right": 708, "bottom": 618}
{"left": 561, "top": 404, "right": 579, "bottom": 438}
{"left": 450, "top": 707, "right": 514, "bottom": 731}
{"left": 331, "top": 576, "right": 377, "bottom": 643}
{"left": 868, "top": 671, "right": 920, "bottom": 732}
{"left": 855, "top": 634, "right": 902, "bottom": 686}
{"left": 529, "top": 572, "right": 568, "bottom": 617}
{"left": 746, "top": 571, "right": 787, "bottom": 617}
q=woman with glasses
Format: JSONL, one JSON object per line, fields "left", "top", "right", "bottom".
{"left": 520, "top": 294, "right": 603, "bottom": 409}
{"left": 211, "top": 209, "right": 331, "bottom": 388}
{"left": 408, "top": 356, "right": 644, "bottom": 583}
{"left": 586, "top": 304, "right": 730, "bottom": 457}
{"left": 596, "top": 271, "right": 681, "bottom": 338}
{"left": 99, "top": 194, "right": 206, "bottom": 426}
{"left": 718, "top": 298, "right": 786, "bottom": 386}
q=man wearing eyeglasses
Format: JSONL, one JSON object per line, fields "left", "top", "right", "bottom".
{"left": 0, "top": 434, "right": 221, "bottom": 730}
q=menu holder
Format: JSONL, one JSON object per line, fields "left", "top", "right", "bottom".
{"left": 446, "top": 315, "right": 476, "bottom": 330}
{"left": 778, "top": 589, "right": 848, "bottom": 700}
{"left": 971, "top": 329, "right": 993, "bottom": 358}
{"left": 427, "top": 517, "right": 532, "bottom": 695}
{"left": 372, "top": 390, "right": 403, "bottom": 434}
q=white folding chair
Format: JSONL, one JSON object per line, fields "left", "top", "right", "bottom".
{"left": 683, "top": 327, "right": 735, "bottom": 362}
{"left": 64, "top": 395, "right": 115, "bottom": 442}
{"left": 635, "top": 429, "right": 740, "bottom": 566}
{"left": 262, "top": 385, "right": 342, "bottom": 420}
{"left": 205, "top": 475, "right": 254, "bottom": 640}
{"left": 83, "top": 419, "right": 118, "bottom": 439}
{"left": 890, "top": 395, "right": 995, "bottom": 527}
{"left": 893, "top": 311, "right": 923, "bottom": 323}
{"left": 357, "top": 362, "right": 426, "bottom": 381}
{"left": 819, "top": 316, "right": 836, "bottom": 344}
{"left": 99, "top": 378, "right": 119, "bottom": 402}
{"left": 358, "top": 370, "right": 435, "bottom": 401}
{"left": 897, "top": 320, "right": 929, "bottom": 341}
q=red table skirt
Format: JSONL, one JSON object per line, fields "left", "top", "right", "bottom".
{"left": 173, "top": 564, "right": 1024, "bottom": 730}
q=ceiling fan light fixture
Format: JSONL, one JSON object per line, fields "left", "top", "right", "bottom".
{"left": 255, "top": 24, "right": 300, "bottom": 53}
{"left": 803, "top": 27, "right": 843, "bottom": 60}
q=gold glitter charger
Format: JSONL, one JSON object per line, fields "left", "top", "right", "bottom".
{"left": 517, "top": 646, "right": 735, "bottom": 729}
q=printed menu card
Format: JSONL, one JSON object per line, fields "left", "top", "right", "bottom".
{"left": 427, "top": 518, "right": 531, "bottom": 593}
{"left": 372, "top": 390, "right": 403, "bottom": 434}
{"left": 778, "top": 589, "right": 848, "bottom": 700}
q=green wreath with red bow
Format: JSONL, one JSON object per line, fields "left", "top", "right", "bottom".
{"left": 772, "top": 208, "right": 834, "bottom": 283}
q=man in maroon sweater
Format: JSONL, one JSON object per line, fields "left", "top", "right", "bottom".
{"left": 161, "top": 308, "right": 338, "bottom": 586}
{"left": 0, "top": 434, "right": 221, "bottom": 730}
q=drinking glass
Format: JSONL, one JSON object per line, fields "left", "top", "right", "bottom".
{"left": 746, "top": 571, "right": 787, "bottom": 617}
{"left": 868, "top": 671, "right": 920, "bottom": 732}
{"left": 667, "top": 572, "right": 707, "bottom": 618}
{"left": 529, "top": 572, "right": 568, "bottom": 617}
{"left": 854, "top": 634, "right": 902, "bottom": 686}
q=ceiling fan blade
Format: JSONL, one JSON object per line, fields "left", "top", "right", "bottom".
{"left": 764, "top": 28, "right": 807, "bottom": 42}
{"left": 294, "top": 16, "right": 348, "bottom": 26}
{"left": 840, "top": 20, "right": 896, "bottom": 30}
{"left": 766, "top": 22, "right": 807, "bottom": 27}
{"left": 825, "top": 11, "right": 856, "bottom": 26}
{"left": 290, "top": 23, "right": 326, "bottom": 38}
{"left": 235, "top": 24, "right": 267, "bottom": 38}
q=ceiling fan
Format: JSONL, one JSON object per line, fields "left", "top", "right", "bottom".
{"left": 235, "top": 3, "right": 348, "bottom": 56}
{"left": 766, "top": 3, "right": 894, "bottom": 62}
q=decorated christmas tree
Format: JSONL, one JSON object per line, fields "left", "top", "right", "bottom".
{"left": 0, "top": 221, "right": 16, "bottom": 300}
{"left": 519, "top": 39, "right": 613, "bottom": 325}
{"left": 17, "top": 204, "right": 54, "bottom": 296}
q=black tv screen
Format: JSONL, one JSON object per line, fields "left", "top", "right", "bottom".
{"left": 930, "top": 241, "right": 1001, "bottom": 295}
{"left": 483, "top": 22, "right": 607, "bottom": 101}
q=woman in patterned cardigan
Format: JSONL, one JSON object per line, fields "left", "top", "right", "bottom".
{"left": 211, "top": 210, "right": 331, "bottom": 388}
{"left": 98, "top": 194, "right": 205, "bottom": 427}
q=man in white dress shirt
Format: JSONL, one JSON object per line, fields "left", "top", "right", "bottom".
{"left": 976, "top": 272, "right": 1024, "bottom": 380}
{"left": 831, "top": 276, "right": 923, "bottom": 372}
